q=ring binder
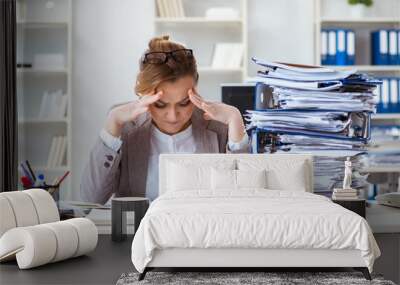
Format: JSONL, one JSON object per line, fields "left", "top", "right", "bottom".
{"left": 247, "top": 59, "right": 380, "bottom": 195}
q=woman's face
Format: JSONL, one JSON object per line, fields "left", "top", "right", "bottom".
{"left": 149, "top": 75, "right": 196, "bottom": 135}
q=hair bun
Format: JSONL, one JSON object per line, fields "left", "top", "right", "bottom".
{"left": 148, "top": 35, "right": 170, "bottom": 50}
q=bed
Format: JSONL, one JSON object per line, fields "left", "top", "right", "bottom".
{"left": 131, "top": 154, "right": 380, "bottom": 281}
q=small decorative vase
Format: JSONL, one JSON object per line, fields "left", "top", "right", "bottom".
{"left": 350, "top": 4, "right": 367, "bottom": 18}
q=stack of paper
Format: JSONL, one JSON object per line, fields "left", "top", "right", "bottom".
{"left": 270, "top": 88, "right": 376, "bottom": 112}
{"left": 246, "top": 110, "right": 352, "bottom": 133}
{"left": 312, "top": 153, "right": 368, "bottom": 195}
{"left": 367, "top": 126, "right": 400, "bottom": 167}
{"left": 270, "top": 147, "right": 369, "bottom": 195}
{"left": 332, "top": 188, "right": 359, "bottom": 200}
{"left": 247, "top": 59, "right": 380, "bottom": 196}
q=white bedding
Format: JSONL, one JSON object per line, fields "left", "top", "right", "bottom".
{"left": 131, "top": 190, "right": 380, "bottom": 273}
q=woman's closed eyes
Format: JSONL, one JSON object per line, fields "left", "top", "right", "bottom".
{"left": 154, "top": 101, "right": 167, "bottom": 108}
{"left": 153, "top": 97, "right": 191, "bottom": 108}
{"left": 178, "top": 98, "right": 191, "bottom": 107}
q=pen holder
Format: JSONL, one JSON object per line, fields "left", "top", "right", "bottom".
{"left": 42, "top": 184, "right": 61, "bottom": 208}
{"left": 20, "top": 184, "right": 61, "bottom": 210}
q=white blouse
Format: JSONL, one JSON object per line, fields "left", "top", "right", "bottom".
{"left": 145, "top": 124, "right": 196, "bottom": 201}
{"left": 100, "top": 123, "right": 248, "bottom": 201}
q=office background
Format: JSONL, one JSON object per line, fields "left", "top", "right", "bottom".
{"left": 15, "top": 0, "right": 400, "bottom": 201}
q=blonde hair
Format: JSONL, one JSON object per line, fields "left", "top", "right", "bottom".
{"left": 135, "top": 35, "right": 198, "bottom": 96}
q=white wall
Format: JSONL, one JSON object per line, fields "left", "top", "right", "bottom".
{"left": 71, "top": 0, "right": 314, "bottom": 200}
{"left": 71, "top": 0, "right": 154, "bottom": 199}
{"left": 247, "top": 0, "right": 315, "bottom": 76}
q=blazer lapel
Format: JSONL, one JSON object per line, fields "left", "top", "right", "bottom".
{"left": 192, "top": 108, "right": 219, "bottom": 153}
{"left": 127, "top": 114, "right": 152, "bottom": 197}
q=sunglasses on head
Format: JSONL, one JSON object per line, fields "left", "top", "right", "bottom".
{"left": 141, "top": 49, "right": 194, "bottom": 64}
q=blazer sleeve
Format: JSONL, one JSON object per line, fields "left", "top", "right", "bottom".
{"left": 226, "top": 132, "right": 251, "bottom": 154}
{"left": 80, "top": 136, "right": 123, "bottom": 205}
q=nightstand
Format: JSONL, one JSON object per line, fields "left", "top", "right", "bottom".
{"left": 111, "top": 197, "right": 149, "bottom": 242}
{"left": 332, "top": 199, "right": 366, "bottom": 218}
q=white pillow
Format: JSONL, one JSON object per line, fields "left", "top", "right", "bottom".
{"left": 267, "top": 167, "right": 307, "bottom": 192}
{"left": 211, "top": 168, "right": 236, "bottom": 190}
{"left": 237, "top": 158, "right": 309, "bottom": 192}
{"left": 236, "top": 169, "right": 267, "bottom": 189}
{"left": 167, "top": 159, "right": 235, "bottom": 192}
{"left": 211, "top": 168, "right": 267, "bottom": 190}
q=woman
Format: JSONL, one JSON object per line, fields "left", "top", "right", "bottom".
{"left": 81, "top": 36, "right": 249, "bottom": 204}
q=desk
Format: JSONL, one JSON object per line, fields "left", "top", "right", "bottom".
{"left": 361, "top": 165, "right": 400, "bottom": 193}
{"left": 0, "top": 235, "right": 133, "bottom": 285}
{"left": 366, "top": 202, "right": 400, "bottom": 284}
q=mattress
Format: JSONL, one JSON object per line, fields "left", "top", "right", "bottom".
{"left": 131, "top": 190, "right": 380, "bottom": 273}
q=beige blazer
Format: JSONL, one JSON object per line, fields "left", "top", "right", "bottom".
{"left": 80, "top": 108, "right": 249, "bottom": 204}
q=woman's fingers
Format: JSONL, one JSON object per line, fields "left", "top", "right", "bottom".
{"left": 188, "top": 89, "right": 204, "bottom": 109}
{"left": 203, "top": 112, "right": 212, "bottom": 120}
{"left": 132, "top": 106, "right": 149, "bottom": 117}
{"left": 140, "top": 91, "right": 163, "bottom": 106}
{"left": 201, "top": 102, "right": 214, "bottom": 114}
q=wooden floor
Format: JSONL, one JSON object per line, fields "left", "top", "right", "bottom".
{"left": 1, "top": 233, "right": 397, "bottom": 284}
{"left": 0, "top": 235, "right": 134, "bottom": 285}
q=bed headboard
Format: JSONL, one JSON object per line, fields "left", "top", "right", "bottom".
{"left": 158, "top": 154, "right": 314, "bottom": 195}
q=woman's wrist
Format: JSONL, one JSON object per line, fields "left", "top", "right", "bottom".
{"left": 227, "top": 109, "right": 246, "bottom": 143}
{"left": 105, "top": 111, "right": 123, "bottom": 138}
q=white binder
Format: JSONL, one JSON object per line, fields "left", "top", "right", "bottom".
{"left": 390, "top": 78, "right": 398, "bottom": 105}
{"left": 328, "top": 30, "right": 336, "bottom": 63}
{"left": 381, "top": 78, "right": 389, "bottom": 106}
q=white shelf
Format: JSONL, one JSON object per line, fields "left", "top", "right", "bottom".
{"left": 17, "top": 21, "right": 68, "bottom": 29}
{"left": 17, "top": 0, "right": 73, "bottom": 201}
{"left": 155, "top": 17, "right": 243, "bottom": 25}
{"left": 17, "top": 69, "right": 68, "bottom": 75}
{"left": 323, "top": 65, "right": 400, "bottom": 72}
{"left": 320, "top": 17, "right": 400, "bottom": 24}
{"left": 314, "top": 0, "right": 400, "bottom": 67}
{"left": 372, "top": 113, "right": 400, "bottom": 120}
{"left": 18, "top": 118, "right": 69, "bottom": 124}
{"left": 154, "top": 0, "right": 248, "bottom": 101}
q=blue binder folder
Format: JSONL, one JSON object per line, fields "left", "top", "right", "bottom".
{"left": 346, "top": 30, "right": 355, "bottom": 65}
{"left": 327, "top": 30, "right": 336, "bottom": 65}
{"left": 336, "top": 29, "right": 347, "bottom": 65}
{"left": 381, "top": 78, "right": 390, "bottom": 112}
{"left": 398, "top": 30, "right": 400, "bottom": 64}
{"left": 321, "top": 30, "right": 328, "bottom": 65}
{"left": 388, "top": 30, "right": 398, "bottom": 65}
{"left": 389, "top": 78, "right": 399, "bottom": 113}
{"left": 371, "top": 30, "right": 389, "bottom": 65}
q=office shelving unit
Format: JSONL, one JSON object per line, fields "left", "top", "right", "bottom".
{"left": 16, "top": 0, "right": 72, "bottom": 200}
{"left": 154, "top": 0, "right": 248, "bottom": 102}
{"left": 314, "top": 0, "right": 400, "bottom": 125}
{"left": 312, "top": 0, "right": 400, "bottom": 201}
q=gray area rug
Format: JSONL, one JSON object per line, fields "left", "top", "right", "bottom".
{"left": 116, "top": 271, "right": 396, "bottom": 285}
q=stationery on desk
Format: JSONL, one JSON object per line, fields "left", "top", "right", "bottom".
{"left": 19, "top": 160, "right": 70, "bottom": 196}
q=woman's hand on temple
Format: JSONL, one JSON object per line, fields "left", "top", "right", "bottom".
{"left": 105, "top": 91, "right": 163, "bottom": 137}
{"left": 188, "top": 89, "right": 246, "bottom": 143}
